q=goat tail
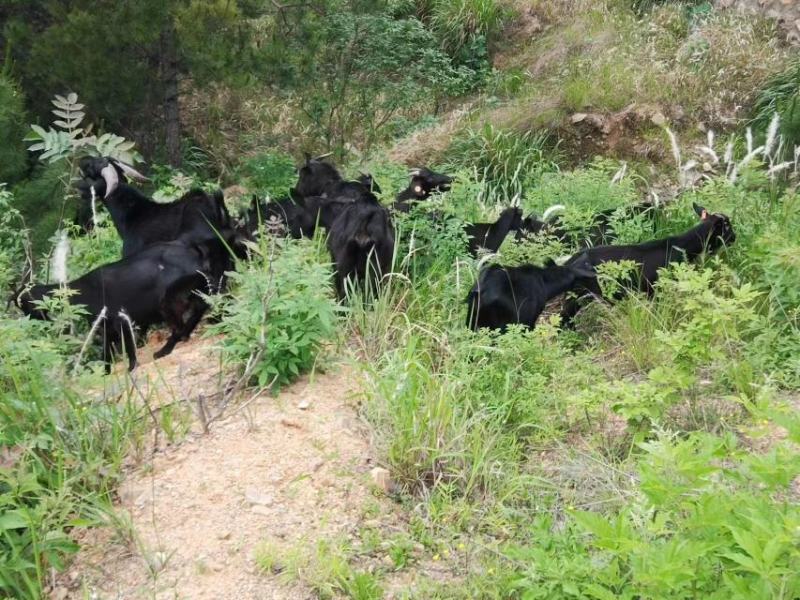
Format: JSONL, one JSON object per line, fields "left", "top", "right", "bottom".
{"left": 542, "top": 204, "right": 566, "bottom": 222}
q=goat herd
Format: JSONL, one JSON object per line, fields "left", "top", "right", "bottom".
{"left": 11, "top": 153, "right": 737, "bottom": 374}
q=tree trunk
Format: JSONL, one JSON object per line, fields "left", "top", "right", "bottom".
{"left": 160, "top": 28, "right": 182, "bottom": 167}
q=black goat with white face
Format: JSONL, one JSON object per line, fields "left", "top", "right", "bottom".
{"left": 560, "top": 203, "right": 735, "bottom": 326}
{"left": 393, "top": 167, "right": 453, "bottom": 212}
{"left": 77, "top": 156, "right": 232, "bottom": 258}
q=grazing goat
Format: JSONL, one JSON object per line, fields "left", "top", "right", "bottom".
{"left": 465, "top": 207, "right": 523, "bottom": 256}
{"left": 247, "top": 195, "right": 316, "bottom": 239}
{"left": 77, "top": 157, "right": 232, "bottom": 258}
{"left": 325, "top": 198, "right": 395, "bottom": 298}
{"left": 560, "top": 203, "right": 735, "bottom": 326}
{"left": 15, "top": 233, "right": 243, "bottom": 372}
{"left": 466, "top": 256, "right": 597, "bottom": 331}
{"left": 292, "top": 153, "right": 379, "bottom": 205}
{"left": 394, "top": 168, "right": 453, "bottom": 212}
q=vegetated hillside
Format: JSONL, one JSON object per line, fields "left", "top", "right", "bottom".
{"left": 2, "top": 0, "right": 800, "bottom": 598}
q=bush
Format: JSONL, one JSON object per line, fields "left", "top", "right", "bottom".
{"left": 0, "top": 76, "right": 28, "bottom": 184}
{"left": 208, "top": 237, "right": 339, "bottom": 390}
{"left": 239, "top": 151, "right": 297, "bottom": 199}
{"left": 11, "top": 162, "right": 69, "bottom": 255}
{"left": 0, "top": 186, "right": 28, "bottom": 293}
{"left": 0, "top": 315, "right": 143, "bottom": 599}
{"left": 508, "top": 427, "right": 800, "bottom": 599}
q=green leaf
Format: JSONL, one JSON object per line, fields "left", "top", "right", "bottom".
{"left": 0, "top": 510, "right": 29, "bottom": 530}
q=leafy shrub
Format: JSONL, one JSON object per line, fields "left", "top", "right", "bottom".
{"left": 208, "top": 237, "right": 338, "bottom": 390}
{"left": 11, "top": 162, "right": 69, "bottom": 254}
{"left": 66, "top": 221, "right": 122, "bottom": 276}
{"left": 0, "top": 186, "right": 28, "bottom": 293}
{"left": 239, "top": 151, "right": 296, "bottom": 199}
{"left": 291, "top": 13, "right": 479, "bottom": 157}
{"left": 524, "top": 160, "right": 646, "bottom": 248}
{"left": 0, "top": 75, "right": 28, "bottom": 184}
{"left": 508, "top": 428, "right": 800, "bottom": 599}
{"left": 392, "top": 202, "right": 469, "bottom": 280}
{"left": 0, "top": 316, "right": 142, "bottom": 598}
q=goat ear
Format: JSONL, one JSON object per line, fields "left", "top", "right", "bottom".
{"left": 303, "top": 152, "right": 312, "bottom": 166}
{"left": 693, "top": 202, "right": 709, "bottom": 220}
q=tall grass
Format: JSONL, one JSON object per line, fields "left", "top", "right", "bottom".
{"left": 0, "top": 316, "right": 147, "bottom": 598}
{"left": 447, "top": 124, "right": 558, "bottom": 203}
{"left": 752, "top": 56, "right": 800, "bottom": 155}
{"left": 429, "top": 0, "right": 504, "bottom": 54}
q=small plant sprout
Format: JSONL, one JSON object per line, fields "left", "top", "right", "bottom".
{"left": 611, "top": 162, "right": 628, "bottom": 185}
{"left": 73, "top": 306, "right": 108, "bottom": 374}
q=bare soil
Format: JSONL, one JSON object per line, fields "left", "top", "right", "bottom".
{"left": 58, "top": 337, "right": 405, "bottom": 599}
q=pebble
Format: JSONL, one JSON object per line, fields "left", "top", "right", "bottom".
{"left": 245, "top": 488, "right": 274, "bottom": 506}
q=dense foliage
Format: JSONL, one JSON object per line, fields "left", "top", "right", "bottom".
{"left": 1, "top": 0, "right": 800, "bottom": 597}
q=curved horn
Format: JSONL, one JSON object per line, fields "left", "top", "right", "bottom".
{"left": 115, "top": 161, "right": 149, "bottom": 182}
{"left": 314, "top": 152, "right": 333, "bottom": 161}
{"left": 100, "top": 164, "right": 119, "bottom": 199}
{"left": 542, "top": 204, "right": 566, "bottom": 222}
{"left": 409, "top": 169, "right": 421, "bottom": 177}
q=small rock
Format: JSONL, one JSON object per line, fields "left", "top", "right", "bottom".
{"left": 370, "top": 467, "right": 393, "bottom": 493}
{"left": 570, "top": 112, "right": 587, "bottom": 124}
{"left": 650, "top": 112, "right": 666, "bottom": 126}
{"left": 51, "top": 587, "right": 69, "bottom": 600}
{"left": 251, "top": 505, "right": 273, "bottom": 516}
{"left": 297, "top": 400, "right": 310, "bottom": 410}
{"left": 217, "top": 530, "right": 232, "bottom": 540}
{"left": 245, "top": 487, "right": 274, "bottom": 507}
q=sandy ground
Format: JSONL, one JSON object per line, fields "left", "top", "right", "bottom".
{"left": 58, "top": 337, "right": 397, "bottom": 600}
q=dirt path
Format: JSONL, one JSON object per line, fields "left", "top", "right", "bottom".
{"left": 62, "top": 337, "right": 394, "bottom": 599}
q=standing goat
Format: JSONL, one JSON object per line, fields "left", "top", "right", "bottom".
{"left": 77, "top": 157, "right": 232, "bottom": 258}
{"left": 466, "top": 256, "right": 596, "bottom": 331}
{"left": 560, "top": 203, "right": 735, "bottom": 326}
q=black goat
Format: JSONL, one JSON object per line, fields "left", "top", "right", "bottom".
{"left": 246, "top": 194, "right": 316, "bottom": 239}
{"left": 560, "top": 203, "right": 735, "bottom": 326}
{"left": 77, "top": 157, "right": 232, "bottom": 258}
{"left": 465, "top": 207, "right": 524, "bottom": 256}
{"left": 466, "top": 256, "right": 597, "bottom": 331}
{"left": 394, "top": 167, "right": 453, "bottom": 212}
{"left": 15, "top": 234, "right": 243, "bottom": 372}
{"left": 325, "top": 198, "right": 395, "bottom": 298}
{"left": 292, "top": 153, "right": 343, "bottom": 199}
